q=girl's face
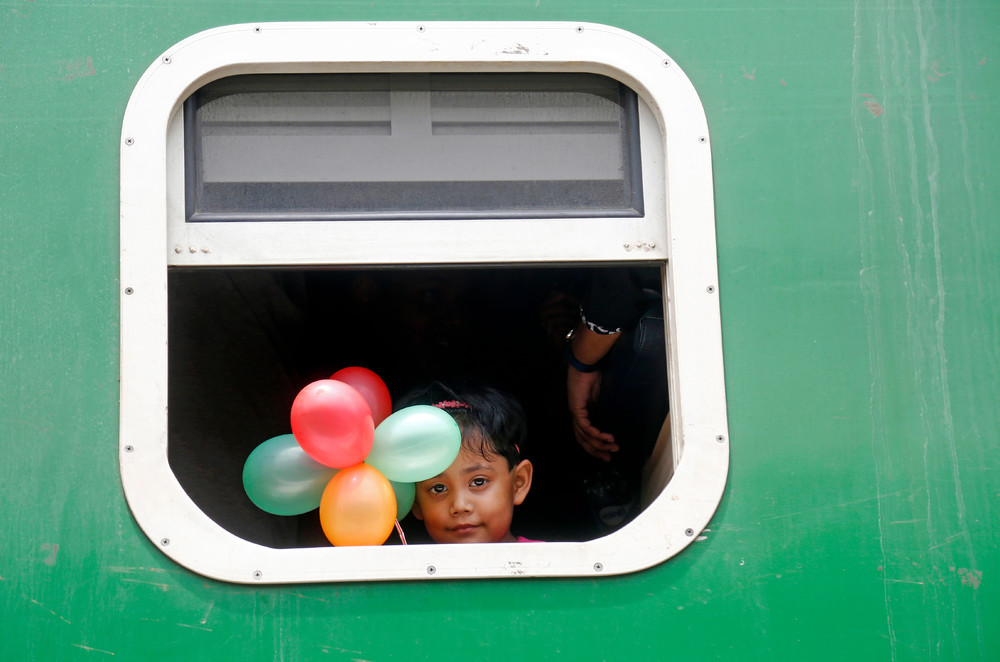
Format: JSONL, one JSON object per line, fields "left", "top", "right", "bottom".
{"left": 412, "top": 445, "right": 532, "bottom": 544}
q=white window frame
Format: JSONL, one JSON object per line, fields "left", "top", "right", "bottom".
{"left": 120, "top": 21, "right": 728, "bottom": 584}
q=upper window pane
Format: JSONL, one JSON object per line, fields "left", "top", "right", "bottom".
{"left": 184, "top": 73, "right": 643, "bottom": 221}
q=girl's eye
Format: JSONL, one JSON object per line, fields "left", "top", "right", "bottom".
{"left": 429, "top": 484, "right": 447, "bottom": 495}
{"left": 470, "top": 477, "right": 488, "bottom": 487}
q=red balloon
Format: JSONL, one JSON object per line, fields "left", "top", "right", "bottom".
{"left": 291, "top": 380, "right": 374, "bottom": 468}
{"left": 331, "top": 367, "right": 392, "bottom": 426}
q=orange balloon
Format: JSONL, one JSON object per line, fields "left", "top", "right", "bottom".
{"left": 319, "top": 464, "right": 397, "bottom": 546}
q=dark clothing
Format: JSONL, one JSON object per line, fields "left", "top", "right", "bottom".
{"left": 580, "top": 268, "right": 663, "bottom": 336}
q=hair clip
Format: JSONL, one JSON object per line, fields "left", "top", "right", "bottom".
{"left": 432, "top": 400, "right": 470, "bottom": 410}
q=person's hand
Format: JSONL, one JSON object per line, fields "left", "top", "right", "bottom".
{"left": 567, "top": 366, "right": 618, "bottom": 461}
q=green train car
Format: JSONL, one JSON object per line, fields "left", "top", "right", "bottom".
{"left": 3, "top": 2, "right": 997, "bottom": 660}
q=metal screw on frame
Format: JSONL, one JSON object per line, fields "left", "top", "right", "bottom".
{"left": 426, "top": 565, "right": 437, "bottom": 575}
{"left": 684, "top": 528, "right": 695, "bottom": 537}
{"left": 593, "top": 562, "right": 604, "bottom": 572}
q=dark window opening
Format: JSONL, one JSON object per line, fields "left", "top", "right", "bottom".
{"left": 167, "top": 265, "right": 668, "bottom": 548}
{"left": 184, "top": 73, "right": 644, "bottom": 222}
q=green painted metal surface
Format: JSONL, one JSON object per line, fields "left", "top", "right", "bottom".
{"left": 2, "top": 0, "right": 998, "bottom": 659}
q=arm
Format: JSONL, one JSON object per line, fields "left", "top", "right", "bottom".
{"left": 566, "top": 320, "right": 621, "bottom": 462}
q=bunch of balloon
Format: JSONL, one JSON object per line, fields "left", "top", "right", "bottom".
{"left": 242, "top": 367, "right": 461, "bottom": 546}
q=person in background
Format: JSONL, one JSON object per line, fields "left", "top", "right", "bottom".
{"left": 564, "top": 268, "right": 668, "bottom": 531}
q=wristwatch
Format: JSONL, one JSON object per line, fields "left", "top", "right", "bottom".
{"left": 564, "top": 328, "right": 601, "bottom": 373}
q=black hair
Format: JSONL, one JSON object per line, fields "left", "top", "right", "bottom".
{"left": 395, "top": 381, "right": 526, "bottom": 470}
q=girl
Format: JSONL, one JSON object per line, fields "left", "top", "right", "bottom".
{"left": 399, "top": 383, "right": 536, "bottom": 544}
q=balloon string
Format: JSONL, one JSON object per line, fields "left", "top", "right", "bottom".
{"left": 395, "top": 519, "right": 407, "bottom": 545}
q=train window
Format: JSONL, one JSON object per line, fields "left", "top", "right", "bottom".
{"left": 120, "top": 22, "right": 728, "bottom": 584}
{"left": 185, "top": 73, "right": 643, "bottom": 221}
{"left": 165, "top": 264, "right": 663, "bottom": 548}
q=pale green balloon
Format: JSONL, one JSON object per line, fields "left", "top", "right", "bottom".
{"left": 367, "top": 406, "right": 462, "bottom": 483}
{"left": 243, "top": 434, "right": 338, "bottom": 516}
{"left": 389, "top": 480, "right": 416, "bottom": 520}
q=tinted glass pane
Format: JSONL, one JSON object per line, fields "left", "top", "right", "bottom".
{"left": 185, "top": 74, "right": 642, "bottom": 221}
